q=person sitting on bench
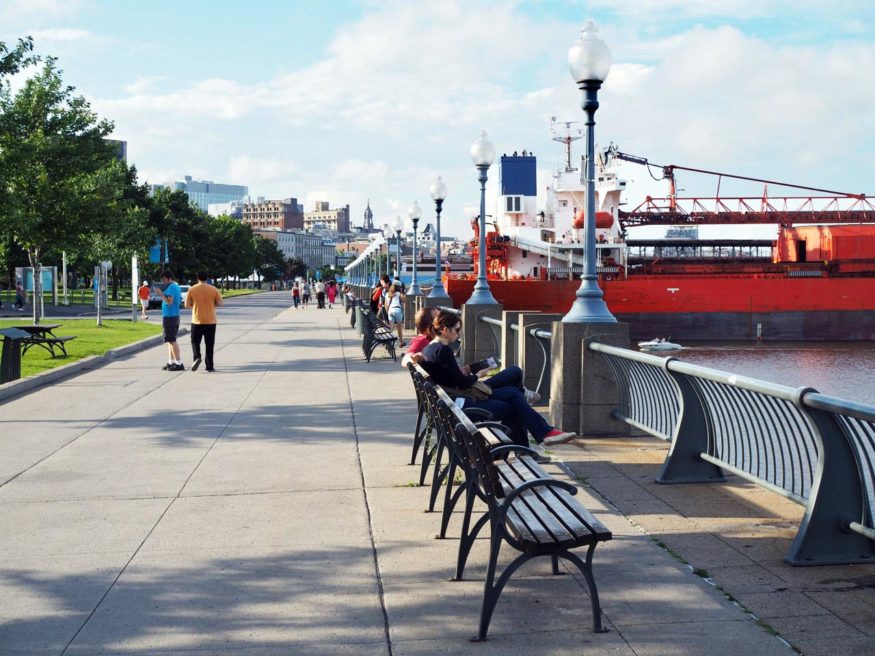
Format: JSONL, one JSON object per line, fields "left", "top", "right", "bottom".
{"left": 421, "top": 310, "right": 575, "bottom": 447}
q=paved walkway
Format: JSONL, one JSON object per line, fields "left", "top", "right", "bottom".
{"left": 0, "top": 291, "right": 864, "bottom": 655}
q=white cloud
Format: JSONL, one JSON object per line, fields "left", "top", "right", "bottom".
{"left": 30, "top": 28, "right": 91, "bottom": 42}
{"left": 0, "top": 0, "right": 83, "bottom": 24}
{"left": 91, "top": 2, "right": 875, "bottom": 240}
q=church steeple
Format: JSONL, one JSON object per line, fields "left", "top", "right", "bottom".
{"left": 363, "top": 199, "right": 374, "bottom": 230}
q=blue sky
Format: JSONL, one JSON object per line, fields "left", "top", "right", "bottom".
{"left": 2, "top": 0, "right": 874, "bottom": 239}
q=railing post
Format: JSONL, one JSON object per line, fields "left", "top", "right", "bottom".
{"left": 786, "top": 398, "right": 875, "bottom": 565}
{"left": 520, "top": 314, "right": 561, "bottom": 398}
{"left": 549, "top": 321, "right": 630, "bottom": 436}
{"left": 501, "top": 311, "right": 538, "bottom": 369}
{"left": 461, "top": 303, "right": 503, "bottom": 366}
{"left": 657, "top": 367, "right": 726, "bottom": 484}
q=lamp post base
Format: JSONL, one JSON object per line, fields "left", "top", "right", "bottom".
{"left": 548, "top": 320, "right": 630, "bottom": 436}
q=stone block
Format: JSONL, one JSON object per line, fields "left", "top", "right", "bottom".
{"left": 461, "top": 303, "right": 503, "bottom": 365}
{"left": 549, "top": 321, "right": 631, "bottom": 436}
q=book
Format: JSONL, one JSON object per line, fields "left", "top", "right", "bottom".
{"left": 469, "top": 356, "right": 497, "bottom": 374}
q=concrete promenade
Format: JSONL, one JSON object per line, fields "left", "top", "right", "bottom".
{"left": 0, "top": 291, "right": 866, "bottom": 654}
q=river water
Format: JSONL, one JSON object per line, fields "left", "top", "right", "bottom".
{"left": 670, "top": 342, "right": 875, "bottom": 406}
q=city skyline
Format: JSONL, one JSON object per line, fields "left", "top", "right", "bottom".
{"left": 2, "top": 0, "right": 873, "bottom": 240}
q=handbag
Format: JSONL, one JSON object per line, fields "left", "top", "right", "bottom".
{"left": 443, "top": 380, "right": 492, "bottom": 401}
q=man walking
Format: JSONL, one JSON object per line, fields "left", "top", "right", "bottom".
{"left": 185, "top": 271, "right": 223, "bottom": 372}
{"left": 138, "top": 281, "right": 150, "bottom": 319}
{"left": 155, "top": 270, "right": 184, "bottom": 371}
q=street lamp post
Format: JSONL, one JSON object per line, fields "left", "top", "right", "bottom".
{"left": 408, "top": 201, "right": 422, "bottom": 295}
{"left": 468, "top": 130, "right": 498, "bottom": 305}
{"left": 428, "top": 176, "right": 449, "bottom": 299}
{"left": 562, "top": 20, "right": 616, "bottom": 323}
{"left": 383, "top": 227, "right": 393, "bottom": 278}
{"left": 392, "top": 216, "right": 404, "bottom": 280}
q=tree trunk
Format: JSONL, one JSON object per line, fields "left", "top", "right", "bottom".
{"left": 28, "top": 247, "right": 42, "bottom": 325}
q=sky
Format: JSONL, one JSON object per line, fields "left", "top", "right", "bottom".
{"left": 2, "top": 0, "right": 874, "bottom": 240}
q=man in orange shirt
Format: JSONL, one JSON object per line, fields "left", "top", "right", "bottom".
{"left": 184, "top": 271, "right": 224, "bottom": 372}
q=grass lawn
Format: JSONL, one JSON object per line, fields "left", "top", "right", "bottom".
{"left": 0, "top": 319, "right": 162, "bottom": 379}
{"left": 221, "top": 288, "right": 265, "bottom": 298}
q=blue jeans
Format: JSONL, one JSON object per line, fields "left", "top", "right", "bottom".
{"left": 471, "top": 365, "right": 550, "bottom": 444}
{"left": 485, "top": 365, "right": 524, "bottom": 391}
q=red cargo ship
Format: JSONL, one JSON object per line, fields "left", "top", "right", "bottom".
{"left": 445, "top": 125, "right": 875, "bottom": 341}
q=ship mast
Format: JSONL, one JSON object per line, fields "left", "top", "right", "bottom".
{"left": 551, "top": 117, "right": 582, "bottom": 173}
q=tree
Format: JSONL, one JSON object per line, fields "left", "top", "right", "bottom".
{"left": 254, "top": 236, "right": 286, "bottom": 284}
{"left": 0, "top": 56, "right": 118, "bottom": 322}
{"left": 204, "top": 215, "right": 255, "bottom": 286}
{"left": 150, "top": 187, "right": 209, "bottom": 283}
{"left": 85, "top": 162, "right": 157, "bottom": 299}
{"left": 0, "top": 37, "right": 36, "bottom": 78}
{"left": 285, "top": 257, "right": 307, "bottom": 280}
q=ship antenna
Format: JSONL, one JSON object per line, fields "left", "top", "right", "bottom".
{"left": 551, "top": 116, "right": 582, "bottom": 173}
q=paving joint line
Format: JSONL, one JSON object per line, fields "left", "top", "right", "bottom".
{"left": 338, "top": 317, "right": 394, "bottom": 656}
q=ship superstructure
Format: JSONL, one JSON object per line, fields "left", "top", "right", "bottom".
{"left": 445, "top": 122, "right": 875, "bottom": 340}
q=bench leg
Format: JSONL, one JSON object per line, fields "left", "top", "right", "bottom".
{"left": 410, "top": 402, "right": 426, "bottom": 465}
{"left": 474, "top": 534, "right": 535, "bottom": 642}
{"left": 455, "top": 488, "right": 488, "bottom": 580}
{"left": 418, "top": 418, "right": 436, "bottom": 486}
{"left": 427, "top": 439, "right": 448, "bottom": 512}
{"left": 438, "top": 460, "right": 464, "bottom": 538}
{"left": 563, "top": 545, "right": 609, "bottom": 633}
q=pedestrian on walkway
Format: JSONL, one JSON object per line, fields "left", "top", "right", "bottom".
{"left": 138, "top": 281, "right": 150, "bottom": 319}
{"left": 185, "top": 271, "right": 223, "bottom": 372}
{"left": 291, "top": 284, "right": 300, "bottom": 309}
{"left": 326, "top": 280, "right": 337, "bottom": 308}
{"left": 385, "top": 283, "right": 405, "bottom": 345}
{"left": 155, "top": 270, "right": 184, "bottom": 371}
{"left": 301, "top": 280, "right": 311, "bottom": 308}
{"left": 14, "top": 281, "right": 25, "bottom": 310}
{"left": 315, "top": 280, "right": 326, "bottom": 308}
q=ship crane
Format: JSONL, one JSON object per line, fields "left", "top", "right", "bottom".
{"left": 602, "top": 145, "right": 875, "bottom": 229}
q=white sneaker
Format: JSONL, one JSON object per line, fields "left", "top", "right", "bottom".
{"left": 543, "top": 429, "right": 576, "bottom": 446}
{"left": 524, "top": 388, "right": 541, "bottom": 404}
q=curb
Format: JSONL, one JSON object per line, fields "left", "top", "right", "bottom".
{"left": 0, "top": 328, "right": 189, "bottom": 404}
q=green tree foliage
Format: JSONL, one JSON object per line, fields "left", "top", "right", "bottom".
{"left": 149, "top": 187, "right": 209, "bottom": 283}
{"left": 254, "top": 236, "right": 286, "bottom": 283}
{"left": 204, "top": 215, "right": 255, "bottom": 284}
{"left": 0, "top": 55, "right": 119, "bottom": 321}
{"left": 285, "top": 257, "right": 307, "bottom": 280}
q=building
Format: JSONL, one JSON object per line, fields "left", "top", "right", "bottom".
{"left": 255, "top": 230, "right": 336, "bottom": 272}
{"left": 243, "top": 198, "right": 304, "bottom": 231}
{"left": 207, "top": 199, "right": 246, "bottom": 219}
{"left": 304, "top": 201, "right": 350, "bottom": 233}
{"left": 151, "top": 176, "right": 248, "bottom": 212}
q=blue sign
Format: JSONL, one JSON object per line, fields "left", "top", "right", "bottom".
{"left": 315, "top": 270, "right": 322, "bottom": 280}
{"left": 148, "top": 239, "right": 162, "bottom": 263}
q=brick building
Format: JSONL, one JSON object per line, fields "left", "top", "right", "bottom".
{"left": 243, "top": 198, "right": 304, "bottom": 231}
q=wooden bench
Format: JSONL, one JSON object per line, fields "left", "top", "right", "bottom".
{"left": 362, "top": 309, "right": 397, "bottom": 362}
{"left": 454, "top": 409, "right": 613, "bottom": 641}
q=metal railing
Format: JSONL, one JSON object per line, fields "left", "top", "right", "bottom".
{"left": 590, "top": 341, "right": 875, "bottom": 566}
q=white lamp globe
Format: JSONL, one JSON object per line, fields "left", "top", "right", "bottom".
{"left": 470, "top": 130, "right": 496, "bottom": 167}
{"left": 568, "top": 20, "right": 611, "bottom": 84}
{"left": 430, "top": 175, "right": 447, "bottom": 201}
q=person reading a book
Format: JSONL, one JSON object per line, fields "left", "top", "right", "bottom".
{"left": 420, "top": 310, "right": 575, "bottom": 447}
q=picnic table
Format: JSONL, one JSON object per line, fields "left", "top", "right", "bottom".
{"left": 19, "top": 324, "right": 77, "bottom": 358}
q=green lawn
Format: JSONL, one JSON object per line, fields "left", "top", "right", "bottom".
{"left": 0, "top": 319, "right": 162, "bottom": 379}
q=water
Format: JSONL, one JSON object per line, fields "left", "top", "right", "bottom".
{"left": 672, "top": 342, "right": 875, "bottom": 406}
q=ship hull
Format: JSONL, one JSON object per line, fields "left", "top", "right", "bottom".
{"left": 444, "top": 277, "right": 875, "bottom": 341}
